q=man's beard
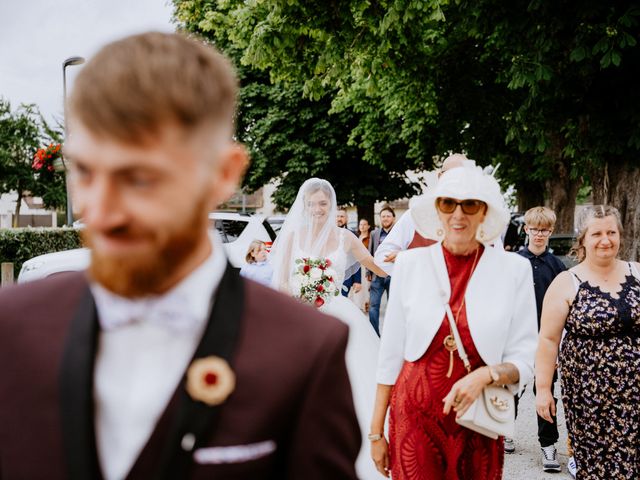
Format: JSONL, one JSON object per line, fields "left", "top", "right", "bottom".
{"left": 84, "top": 198, "right": 208, "bottom": 298}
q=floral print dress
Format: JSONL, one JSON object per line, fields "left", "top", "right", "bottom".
{"left": 560, "top": 265, "right": 640, "bottom": 480}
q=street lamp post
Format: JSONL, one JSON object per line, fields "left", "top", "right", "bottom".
{"left": 62, "top": 56, "right": 85, "bottom": 226}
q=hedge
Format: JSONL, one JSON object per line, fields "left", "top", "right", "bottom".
{"left": 0, "top": 228, "right": 83, "bottom": 278}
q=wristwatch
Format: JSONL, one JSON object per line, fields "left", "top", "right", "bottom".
{"left": 367, "top": 433, "right": 383, "bottom": 442}
{"left": 488, "top": 365, "right": 500, "bottom": 384}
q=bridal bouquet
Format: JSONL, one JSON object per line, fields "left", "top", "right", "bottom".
{"left": 292, "top": 257, "right": 339, "bottom": 308}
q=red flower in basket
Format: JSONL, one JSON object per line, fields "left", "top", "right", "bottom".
{"left": 32, "top": 143, "right": 62, "bottom": 172}
{"left": 316, "top": 284, "right": 325, "bottom": 292}
{"left": 314, "top": 297, "right": 325, "bottom": 308}
{"left": 303, "top": 265, "right": 310, "bottom": 273}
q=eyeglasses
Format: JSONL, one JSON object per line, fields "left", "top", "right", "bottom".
{"left": 436, "top": 197, "right": 486, "bottom": 215}
{"left": 528, "top": 228, "right": 552, "bottom": 237}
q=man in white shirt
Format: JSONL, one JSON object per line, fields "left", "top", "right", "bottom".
{"left": 0, "top": 32, "right": 359, "bottom": 480}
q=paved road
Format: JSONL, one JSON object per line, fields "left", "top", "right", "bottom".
{"left": 504, "top": 382, "right": 572, "bottom": 479}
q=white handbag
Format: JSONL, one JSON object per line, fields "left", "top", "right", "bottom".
{"left": 455, "top": 383, "right": 515, "bottom": 439}
{"left": 432, "top": 249, "right": 515, "bottom": 440}
{"left": 443, "top": 297, "right": 515, "bottom": 439}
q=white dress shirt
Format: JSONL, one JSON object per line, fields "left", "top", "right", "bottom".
{"left": 91, "top": 235, "right": 227, "bottom": 480}
{"left": 373, "top": 211, "right": 416, "bottom": 276}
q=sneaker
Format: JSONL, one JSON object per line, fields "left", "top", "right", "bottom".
{"left": 541, "top": 445, "right": 561, "bottom": 473}
{"left": 567, "top": 456, "right": 577, "bottom": 478}
{"left": 504, "top": 437, "right": 515, "bottom": 454}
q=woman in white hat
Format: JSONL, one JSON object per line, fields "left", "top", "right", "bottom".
{"left": 370, "top": 166, "right": 537, "bottom": 479}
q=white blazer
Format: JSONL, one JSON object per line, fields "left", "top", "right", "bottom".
{"left": 376, "top": 242, "right": 537, "bottom": 394}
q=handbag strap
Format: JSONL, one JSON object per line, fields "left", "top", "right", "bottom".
{"left": 443, "top": 301, "right": 472, "bottom": 373}
{"left": 429, "top": 247, "right": 472, "bottom": 373}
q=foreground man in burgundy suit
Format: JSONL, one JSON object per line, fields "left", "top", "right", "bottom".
{"left": 0, "top": 32, "right": 359, "bottom": 479}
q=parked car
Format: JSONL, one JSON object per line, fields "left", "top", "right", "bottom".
{"left": 209, "top": 212, "right": 276, "bottom": 266}
{"left": 18, "top": 248, "right": 91, "bottom": 282}
{"left": 502, "top": 212, "right": 526, "bottom": 252}
{"left": 266, "top": 215, "right": 286, "bottom": 236}
{"left": 548, "top": 233, "right": 578, "bottom": 268}
{"left": 18, "top": 213, "right": 276, "bottom": 283}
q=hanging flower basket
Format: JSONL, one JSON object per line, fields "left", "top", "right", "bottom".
{"left": 32, "top": 143, "right": 62, "bottom": 173}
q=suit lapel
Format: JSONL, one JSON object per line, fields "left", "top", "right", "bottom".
{"left": 153, "top": 262, "right": 245, "bottom": 480}
{"left": 59, "top": 285, "right": 103, "bottom": 480}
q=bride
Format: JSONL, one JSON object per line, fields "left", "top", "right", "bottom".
{"left": 270, "top": 178, "right": 388, "bottom": 479}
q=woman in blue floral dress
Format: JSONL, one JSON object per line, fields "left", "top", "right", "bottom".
{"left": 535, "top": 205, "right": 640, "bottom": 479}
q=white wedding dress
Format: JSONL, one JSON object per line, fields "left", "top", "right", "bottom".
{"left": 291, "top": 230, "right": 384, "bottom": 480}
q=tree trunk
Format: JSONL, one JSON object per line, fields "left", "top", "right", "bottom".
{"left": 545, "top": 158, "right": 582, "bottom": 234}
{"left": 591, "top": 160, "right": 640, "bottom": 261}
{"left": 12, "top": 188, "right": 23, "bottom": 228}
{"left": 516, "top": 178, "right": 545, "bottom": 212}
{"left": 356, "top": 203, "right": 375, "bottom": 230}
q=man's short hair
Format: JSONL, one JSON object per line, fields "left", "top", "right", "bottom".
{"left": 337, "top": 206, "right": 348, "bottom": 214}
{"left": 68, "top": 32, "right": 238, "bottom": 144}
{"left": 380, "top": 205, "right": 396, "bottom": 217}
{"left": 524, "top": 206, "right": 556, "bottom": 229}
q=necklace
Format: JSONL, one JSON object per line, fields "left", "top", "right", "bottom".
{"left": 443, "top": 246, "right": 481, "bottom": 378}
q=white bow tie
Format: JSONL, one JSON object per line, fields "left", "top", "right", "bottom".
{"left": 98, "top": 292, "right": 202, "bottom": 332}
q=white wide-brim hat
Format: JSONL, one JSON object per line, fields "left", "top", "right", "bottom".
{"left": 411, "top": 166, "right": 510, "bottom": 244}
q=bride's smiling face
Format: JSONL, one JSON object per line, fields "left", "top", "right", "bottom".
{"left": 306, "top": 189, "right": 331, "bottom": 225}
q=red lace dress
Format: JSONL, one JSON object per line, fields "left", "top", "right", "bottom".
{"left": 389, "top": 245, "right": 503, "bottom": 480}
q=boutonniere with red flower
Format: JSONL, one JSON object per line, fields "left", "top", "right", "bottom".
{"left": 186, "top": 356, "right": 236, "bottom": 406}
{"left": 292, "top": 257, "right": 339, "bottom": 308}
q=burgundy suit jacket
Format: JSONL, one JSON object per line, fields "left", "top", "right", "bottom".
{"left": 0, "top": 265, "right": 360, "bottom": 479}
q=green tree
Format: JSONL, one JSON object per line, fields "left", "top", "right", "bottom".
{"left": 173, "top": 3, "right": 423, "bottom": 220}
{"left": 172, "top": 0, "right": 537, "bottom": 203}
{"left": 472, "top": 2, "right": 640, "bottom": 248}
{"left": 237, "top": 71, "right": 421, "bottom": 219}
{"left": 174, "top": 0, "right": 640, "bottom": 258}
{"left": 0, "top": 99, "right": 67, "bottom": 226}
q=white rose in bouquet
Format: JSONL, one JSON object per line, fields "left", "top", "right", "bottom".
{"left": 310, "top": 267, "right": 323, "bottom": 280}
{"left": 325, "top": 267, "right": 337, "bottom": 281}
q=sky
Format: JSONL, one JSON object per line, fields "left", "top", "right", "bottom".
{"left": 0, "top": 0, "right": 175, "bottom": 125}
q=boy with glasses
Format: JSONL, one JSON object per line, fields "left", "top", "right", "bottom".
{"left": 510, "top": 207, "right": 566, "bottom": 473}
